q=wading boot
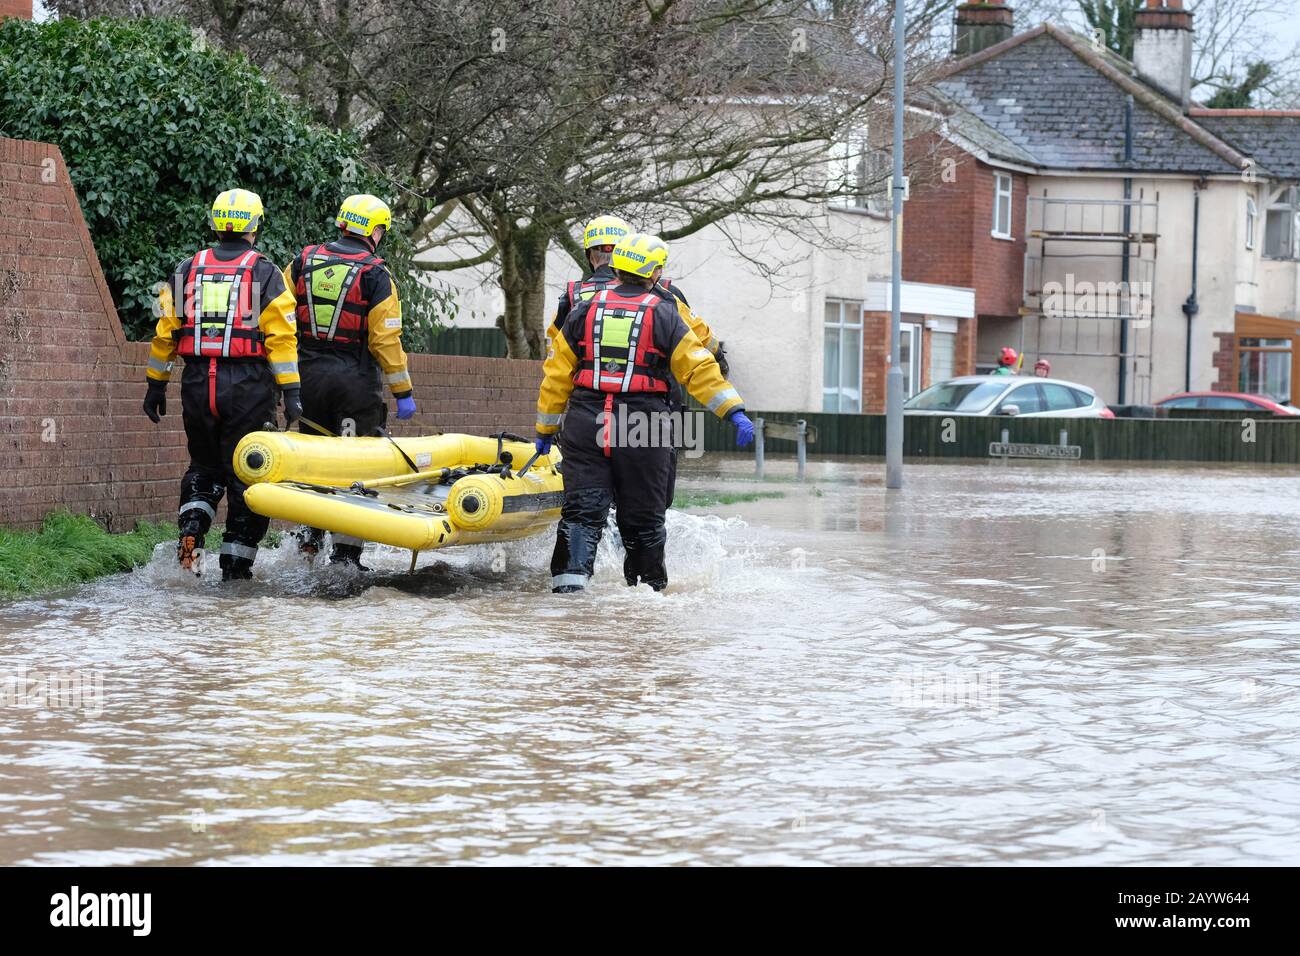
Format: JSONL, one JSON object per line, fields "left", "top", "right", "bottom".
{"left": 177, "top": 528, "right": 205, "bottom": 575}
{"left": 553, "top": 584, "right": 584, "bottom": 594}
{"left": 293, "top": 526, "right": 323, "bottom": 559}
{"left": 220, "top": 555, "right": 254, "bottom": 581}
{"left": 625, "top": 576, "right": 667, "bottom": 592}
{"left": 330, "top": 543, "right": 369, "bottom": 571}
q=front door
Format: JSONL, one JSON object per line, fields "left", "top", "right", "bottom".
{"left": 900, "top": 322, "right": 922, "bottom": 398}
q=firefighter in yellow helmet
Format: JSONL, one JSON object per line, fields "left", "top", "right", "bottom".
{"left": 536, "top": 233, "right": 753, "bottom": 593}
{"left": 142, "top": 188, "right": 301, "bottom": 580}
{"left": 551, "top": 214, "right": 729, "bottom": 375}
{"left": 551, "top": 215, "right": 732, "bottom": 507}
{"left": 282, "top": 193, "right": 415, "bottom": 568}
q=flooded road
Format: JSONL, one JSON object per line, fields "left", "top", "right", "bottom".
{"left": 2, "top": 457, "right": 1299, "bottom": 865}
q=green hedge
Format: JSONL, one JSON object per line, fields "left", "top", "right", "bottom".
{"left": 0, "top": 16, "right": 448, "bottom": 343}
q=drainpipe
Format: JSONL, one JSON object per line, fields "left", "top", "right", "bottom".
{"left": 1118, "top": 95, "right": 1133, "bottom": 404}
{"left": 1181, "top": 181, "right": 1201, "bottom": 392}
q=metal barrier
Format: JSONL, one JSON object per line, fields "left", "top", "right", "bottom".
{"left": 754, "top": 418, "right": 818, "bottom": 480}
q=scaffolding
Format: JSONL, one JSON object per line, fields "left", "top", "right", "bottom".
{"left": 1021, "top": 193, "right": 1160, "bottom": 403}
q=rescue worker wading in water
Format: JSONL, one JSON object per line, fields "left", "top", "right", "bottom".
{"left": 550, "top": 215, "right": 729, "bottom": 374}
{"left": 535, "top": 232, "right": 754, "bottom": 593}
{"left": 550, "top": 214, "right": 731, "bottom": 506}
{"left": 284, "top": 193, "right": 416, "bottom": 568}
{"left": 142, "top": 188, "right": 301, "bottom": 580}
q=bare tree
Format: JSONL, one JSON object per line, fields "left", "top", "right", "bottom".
{"left": 52, "top": 0, "right": 945, "bottom": 356}
{"left": 390, "top": 0, "right": 939, "bottom": 356}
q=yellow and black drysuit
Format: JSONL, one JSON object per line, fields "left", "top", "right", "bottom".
{"left": 284, "top": 235, "right": 412, "bottom": 435}
{"left": 148, "top": 238, "right": 300, "bottom": 577}
{"left": 283, "top": 234, "right": 413, "bottom": 561}
{"left": 549, "top": 269, "right": 727, "bottom": 506}
{"left": 549, "top": 266, "right": 724, "bottom": 365}
{"left": 537, "top": 281, "right": 744, "bottom": 591}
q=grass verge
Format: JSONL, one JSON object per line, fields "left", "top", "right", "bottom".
{"left": 0, "top": 511, "right": 176, "bottom": 601}
{"left": 673, "top": 490, "right": 787, "bottom": 510}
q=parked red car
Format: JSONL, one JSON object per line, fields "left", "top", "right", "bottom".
{"left": 1154, "top": 391, "right": 1300, "bottom": 415}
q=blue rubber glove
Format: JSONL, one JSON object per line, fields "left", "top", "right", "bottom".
{"left": 395, "top": 395, "right": 417, "bottom": 420}
{"left": 728, "top": 409, "right": 754, "bottom": 448}
{"left": 535, "top": 434, "right": 553, "bottom": 455}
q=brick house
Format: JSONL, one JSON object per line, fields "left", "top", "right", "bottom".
{"left": 906, "top": 0, "right": 1300, "bottom": 406}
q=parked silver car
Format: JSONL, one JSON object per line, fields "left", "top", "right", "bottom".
{"left": 904, "top": 375, "right": 1114, "bottom": 418}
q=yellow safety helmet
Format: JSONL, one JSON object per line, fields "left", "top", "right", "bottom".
{"left": 583, "top": 214, "right": 632, "bottom": 250}
{"left": 336, "top": 193, "right": 392, "bottom": 238}
{"left": 209, "top": 188, "right": 264, "bottom": 234}
{"left": 611, "top": 232, "right": 668, "bottom": 279}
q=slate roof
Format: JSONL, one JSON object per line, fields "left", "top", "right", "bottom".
{"left": 932, "top": 24, "right": 1274, "bottom": 178}
{"left": 927, "top": 89, "right": 1041, "bottom": 168}
{"left": 1193, "top": 113, "right": 1300, "bottom": 180}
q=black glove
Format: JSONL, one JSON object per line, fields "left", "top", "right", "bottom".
{"left": 715, "top": 341, "right": 730, "bottom": 378}
{"left": 281, "top": 386, "right": 303, "bottom": 426}
{"left": 142, "top": 380, "right": 167, "bottom": 423}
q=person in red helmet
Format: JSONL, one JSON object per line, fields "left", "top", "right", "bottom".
{"left": 1033, "top": 358, "right": 1051, "bottom": 378}
{"left": 992, "top": 347, "right": 1019, "bottom": 376}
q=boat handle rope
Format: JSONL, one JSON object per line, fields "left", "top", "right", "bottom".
{"left": 297, "top": 415, "right": 335, "bottom": 438}
{"left": 512, "top": 449, "right": 544, "bottom": 478}
{"left": 375, "top": 423, "right": 420, "bottom": 474}
{"left": 298, "top": 413, "right": 419, "bottom": 476}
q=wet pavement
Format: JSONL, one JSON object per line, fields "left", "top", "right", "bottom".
{"left": 1, "top": 456, "right": 1298, "bottom": 865}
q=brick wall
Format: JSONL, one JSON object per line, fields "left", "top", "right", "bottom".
{"left": 0, "top": 1, "right": 31, "bottom": 21}
{"left": 861, "top": 310, "right": 890, "bottom": 412}
{"left": 955, "top": 313, "right": 978, "bottom": 376}
{"left": 0, "top": 137, "right": 542, "bottom": 531}
{"left": 861, "top": 312, "right": 977, "bottom": 412}
{"left": 904, "top": 137, "right": 1027, "bottom": 319}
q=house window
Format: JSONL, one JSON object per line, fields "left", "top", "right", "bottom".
{"left": 1264, "top": 185, "right": 1299, "bottom": 259}
{"left": 1237, "top": 336, "right": 1292, "bottom": 402}
{"left": 1246, "top": 196, "right": 1257, "bottom": 250}
{"left": 992, "top": 172, "right": 1013, "bottom": 239}
{"left": 830, "top": 127, "right": 887, "bottom": 215}
{"left": 823, "top": 299, "right": 863, "bottom": 412}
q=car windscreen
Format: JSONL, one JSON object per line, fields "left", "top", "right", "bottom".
{"left": 905, "top": 380, "right": 1007, "bottom": 411}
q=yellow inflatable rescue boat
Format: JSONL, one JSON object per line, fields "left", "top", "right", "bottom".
{"left": 233, "top": 431, "right": 563, "bottom": 554}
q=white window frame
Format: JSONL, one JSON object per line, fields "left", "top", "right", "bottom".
{"left": 829, "top": 126, "right": 888, "bottom": 216}
{"left": 992, "top": 172, "right": 1013, "bottom": 240}
{"left": 900, "top": 321, "right": 923, "bottom": 398}
{"left": 1264, "top": 184, "right": 1299, "bottom": 260}
{"left": 1246, "top": 195, "right": 1257, "bottom": 250}
{"left": 823, "top": 299, "right": 864, "bottom": 412}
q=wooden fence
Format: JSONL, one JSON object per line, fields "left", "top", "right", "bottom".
{"left": 697, "top": 411, "right": 1300, "bottom": 464}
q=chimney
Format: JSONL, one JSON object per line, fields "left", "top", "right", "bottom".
{"left": 953, "top": 1, "right": 1014, "bottom": 58}
{"left": 1133, "top": 0, "right": 1194, "bottom": 111}
{"left": 0, "top": 0, "right": 31, "bottom": 19}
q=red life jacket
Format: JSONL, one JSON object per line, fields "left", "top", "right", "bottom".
{"left": 294, "top": 243, "right": 385, "bottom": 347}
{"left": 175, "top": 248, "right": 266, "bottom": 360}
{"left": 565, "top": 273, "right": 615, "bottom": 312}
{"left": 573, "top": 288, "right": 669, "bottom": 394}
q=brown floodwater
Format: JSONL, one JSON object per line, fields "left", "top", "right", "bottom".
{"left": 2, "top": 456, "right": 1298, "bottom": 865}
